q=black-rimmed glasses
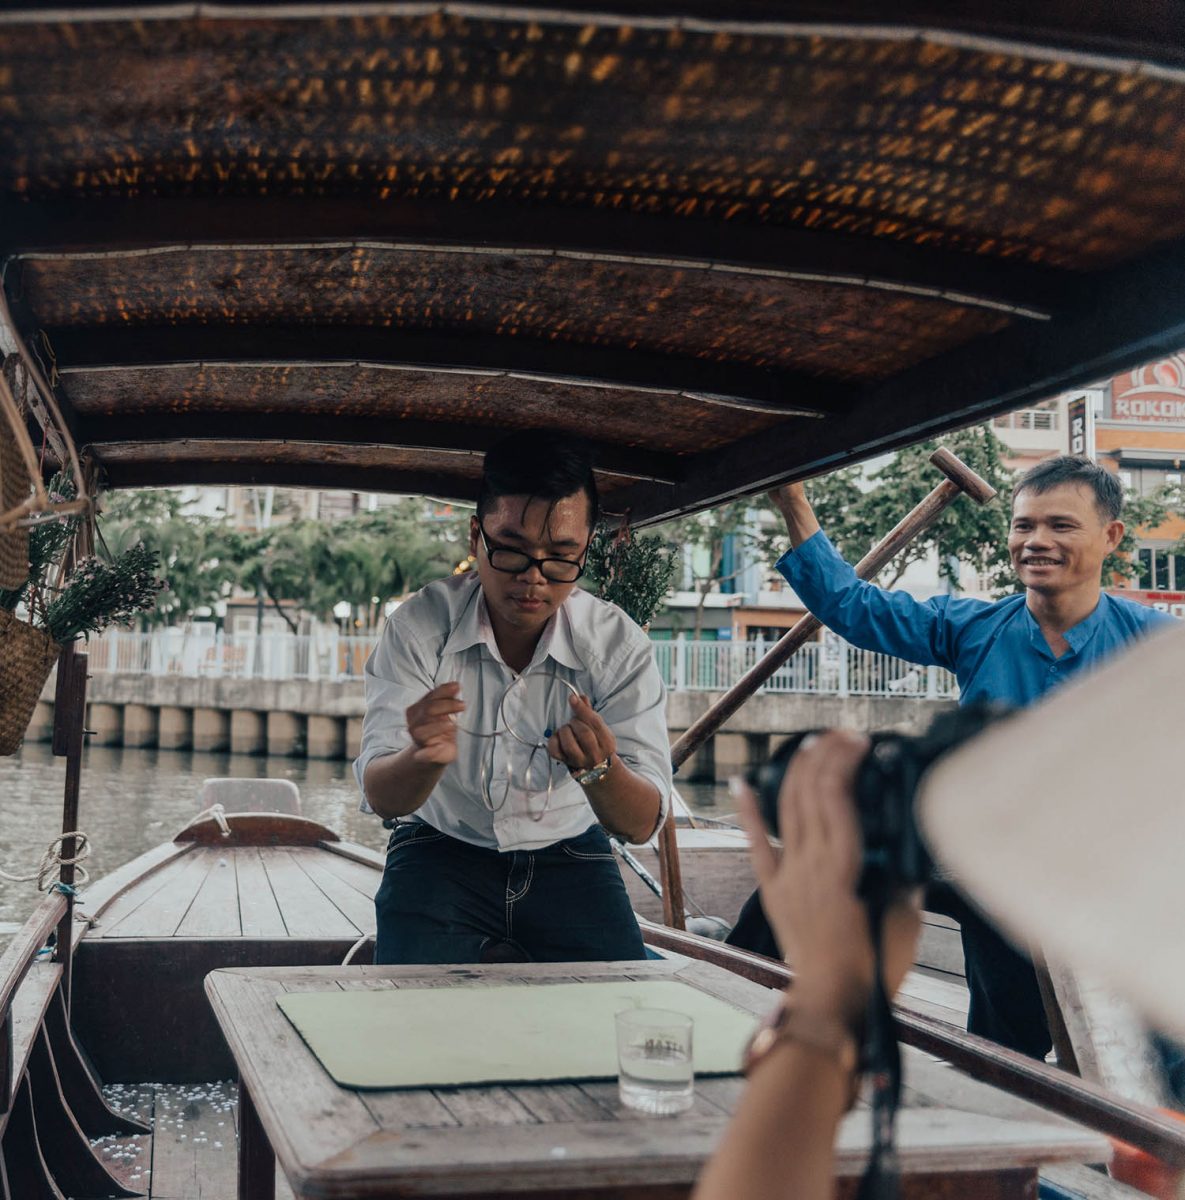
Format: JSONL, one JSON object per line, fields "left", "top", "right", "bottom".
{"left": 478, "top": 525, "right": 587, "bottom": 583}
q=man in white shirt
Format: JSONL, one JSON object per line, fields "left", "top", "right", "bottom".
{"left": 355, "top": 431, "right": 672, "bottom": 964}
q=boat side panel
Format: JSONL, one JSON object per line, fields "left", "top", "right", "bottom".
{"left": 71, "top": 938, "right": 366, "bottom": 1083}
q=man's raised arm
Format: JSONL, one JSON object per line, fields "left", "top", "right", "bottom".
{"left": 768, "top": 482, "right": 821, "bottom": 547}
{"left": 765, "top": 480, "right": 959, "bottom": 672}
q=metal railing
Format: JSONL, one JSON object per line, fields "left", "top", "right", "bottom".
{"left": 85, "top": 629, "right": 958, "bottom": 699}
{"left": 992, "top": 408, "right": 1058, "bottom": 431}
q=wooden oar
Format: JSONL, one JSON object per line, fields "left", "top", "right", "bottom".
{"left": 655, "top": 448, "right": 997, "bottom": 928}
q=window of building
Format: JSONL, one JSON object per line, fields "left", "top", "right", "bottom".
{"left": 1156, "top": 551, "right": 1171, "bottom": 590}
{"left": 1136, "top": 548, "right": 1185, "bottom": 590}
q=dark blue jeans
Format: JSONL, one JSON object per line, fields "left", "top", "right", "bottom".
{"left": 373, "top": 822, "right": 647, "bottom": 965}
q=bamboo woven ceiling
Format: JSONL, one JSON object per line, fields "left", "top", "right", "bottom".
{"left": 4, "top": 4, "right": 1185, "bottom": 522}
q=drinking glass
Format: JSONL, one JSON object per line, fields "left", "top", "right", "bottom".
{"left": 615, "top": 1007, "right": 694, "bottom": 1116}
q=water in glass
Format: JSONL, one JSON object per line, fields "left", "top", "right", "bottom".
{"left": 615, "top": 1008, "right": 694, "bottom": 1116}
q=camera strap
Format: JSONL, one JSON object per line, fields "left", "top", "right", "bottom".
{"left": 856, "top": 892, "right": 903, "bottom": 1200}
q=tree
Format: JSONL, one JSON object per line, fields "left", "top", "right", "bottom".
{"left": 237, "top": 501, "right": 471, "bottom": 632}
{"left": 584, "top": 526, "right": 678, "bottom": 628}
{"left": 804, "top": 424, "right": 1017, "bottom": 596}
{"left": 97, "top": 490, "right": 240, "bottom": 626}
{"left": 1107, "top": 482, "right": 1185, "bottom": 586}
{"left": 661, "top": 499, "right": 761, "bottom": 637}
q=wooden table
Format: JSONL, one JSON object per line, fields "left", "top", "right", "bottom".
{"left": 205, "top": 957, "right": 1108, "bottom": 1200}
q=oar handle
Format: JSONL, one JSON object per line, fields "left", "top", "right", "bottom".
{"left": 929, "top": 447, "right": 998, "bottom": 505}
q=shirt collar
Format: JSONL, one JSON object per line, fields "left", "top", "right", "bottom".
{"left": 1024, "top": 593, "right": 1108, "bottom": 658}
{"left": 440, "top": 576, "right": 584, "bottom": 672}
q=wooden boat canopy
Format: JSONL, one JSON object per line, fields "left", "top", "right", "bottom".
{"left": 4, "top": 3, "right": 1185, "bottom": 522}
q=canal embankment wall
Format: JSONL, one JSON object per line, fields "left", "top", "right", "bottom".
{"left": 29, "top": 675, "right": 954, "bottom": 781}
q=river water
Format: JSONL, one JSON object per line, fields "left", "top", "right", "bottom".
{"left": 0, "top": 743, "right": 731, "bottom": 943}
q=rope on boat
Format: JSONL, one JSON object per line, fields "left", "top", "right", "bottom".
{"left": 180, "top": 803, "right": 232, "bottom": 838}
{"left": 0, "top": 831, "right": 92, "bottom": 891}
{"left": 342, "top": 933, "right": 372, "bottom": 966}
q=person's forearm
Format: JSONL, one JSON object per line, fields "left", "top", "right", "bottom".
{"left": 693, "top": 1039, "right": 851, "bottom": 1200}
{"left": 362, "top": 747, "right": 447, "bottom": 820}
{"left": 582, "top": 760, "right": 662, "bottom": 844}
{"left": 769, "top": 485, "right": 821, "bottom": 548}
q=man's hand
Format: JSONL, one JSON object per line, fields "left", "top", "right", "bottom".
{"left": 766, "top": 481, "right": 821, "bottom": 548}
{"left": 406, "top": 682, "right": 466, "bottom": 765}
{"left": 548, "top": 693, "right": 616, "bottom": 775}
{"left": 734, "top": 729, "right": 921, "bottom": 1029}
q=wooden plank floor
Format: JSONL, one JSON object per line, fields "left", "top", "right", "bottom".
{"left": 96, "top": 1081, "right": 296, "bottom": 1200}
{"left": 90, "top": 1066, "right": 1126, "bottom": 1200}
{"left": 86, "top": 847, "right": 379, "bottom": 943}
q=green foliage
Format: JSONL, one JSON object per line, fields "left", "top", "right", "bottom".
{"left": 807, "top": 424, "right": 1017, "bottom": 595}
{"left": 584, "top": 527, "right": 677, "bottom": 628}
{"left": 43, "top": 544, "right": 165, "bottom": 643}
{"left": 98, "top": 489, "right": 240, "bottom": 627}
{"left": 98, "top": 490, "right": 470, "bottom": 631}
{"left": 659, "top": 498, "right": 760, "bottom": 635}
{"left": 1107, "top": 483, "right": 1185, "bottom": 585}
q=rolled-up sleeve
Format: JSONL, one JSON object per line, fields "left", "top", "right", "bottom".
{"left": 596, "top": 634, "right": 673, "bottom": 842}
{"left": 352, "top": 617, "right": 438, "bottom": 812}
{"left": 776, "top": 531, "right": 957, "bottom": 670}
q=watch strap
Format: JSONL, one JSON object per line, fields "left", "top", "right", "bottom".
{"left": 571, "top": 756, "right": 613, "bottom": 787}
{"left": 743, "top": 998, "right": 862, "bottom": 1109}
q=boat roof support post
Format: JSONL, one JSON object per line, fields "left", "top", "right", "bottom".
{"left": 51, "top": 645, "right": 87, "bottom": 1013}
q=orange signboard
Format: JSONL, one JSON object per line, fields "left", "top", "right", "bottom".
{"left": 1110, "top": 355, "right": 1185, "bottom": 423}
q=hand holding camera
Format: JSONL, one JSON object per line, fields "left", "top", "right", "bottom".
{"left": 733, "top": 730, "right": 921, "bottom": 1031}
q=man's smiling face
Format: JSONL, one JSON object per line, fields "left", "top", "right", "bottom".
{"left": 1008, "top": 483, "right": 1124, "bottom": 596}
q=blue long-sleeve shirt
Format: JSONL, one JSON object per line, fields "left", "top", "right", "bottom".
{"left": 776, "top": 532, "right": 1177, "bottom": 707}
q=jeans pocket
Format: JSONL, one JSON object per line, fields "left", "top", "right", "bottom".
{"left": 560, "top": 827, "right": 616, "bottom": 862}
{"left": 386, "top": 823, "right": 446, "bottom": 859}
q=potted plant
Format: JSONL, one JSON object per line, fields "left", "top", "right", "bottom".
{"left": 584, "top": 524, "right": 677, "bottom": 630}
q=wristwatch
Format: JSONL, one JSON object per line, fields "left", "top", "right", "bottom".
{"left": 571, "top": 756, "right": 613, "bottom": 787}
{"left": 743, "top": 998, "right": 862, "bottom": 1110}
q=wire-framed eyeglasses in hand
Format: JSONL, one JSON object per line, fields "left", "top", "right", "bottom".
{"left": 478, "top": 525, "right": 586, "bottom": 583}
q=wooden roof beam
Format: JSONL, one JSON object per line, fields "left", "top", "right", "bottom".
{"left": 90, "top": 455, "right": 484, "bottom": 500}
{"left": 47, "top": 325, "right": 843, "bottom": 418}
{"left": 1, "top": 1, "right": 1183, "bottom": 71}
{"left": 609, "top": 234, "right": 1185, "bottom": 524}
{"left": 76, "top": 413, "right": 686, "bottom": 486}
{"left": 5, "top": 198, "right": 1061, "bottom": 320}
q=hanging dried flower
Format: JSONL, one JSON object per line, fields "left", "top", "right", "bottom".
{"left": 41, "top": 542, "right": 166, "bottom": 643}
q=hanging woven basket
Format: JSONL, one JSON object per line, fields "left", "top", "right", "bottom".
{"left": 0, "top": 608, "right": 60, "bottom": 755}
{"left": 0, "top": 371, "right": 32, "bottom": 589}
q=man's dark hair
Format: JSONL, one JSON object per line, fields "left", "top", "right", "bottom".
{"left": 477, "top": 430, "right": 599, "bottom": 531}
{"left": 1011, "top": 455, "right": 1123, "bottom": 522}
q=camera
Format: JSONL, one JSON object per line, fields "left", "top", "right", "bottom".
{"left": 746, "top": 703, "right": 1008, "bottom": 895}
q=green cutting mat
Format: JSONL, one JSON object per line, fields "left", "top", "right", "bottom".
{"left": 277, "top": 980, "right": 758, "bottom": 1090}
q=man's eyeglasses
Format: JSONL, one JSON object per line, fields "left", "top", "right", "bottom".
{"left": 478, "top": 525, "right": 586, "bottom": 583}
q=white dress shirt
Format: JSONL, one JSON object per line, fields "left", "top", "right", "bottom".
{"left": 354, "top": 572, "right": 672, "bottom": 851}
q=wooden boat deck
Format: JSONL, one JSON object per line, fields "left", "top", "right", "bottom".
{"left": 84, "top": 844, "right": 379, "bottom": 943}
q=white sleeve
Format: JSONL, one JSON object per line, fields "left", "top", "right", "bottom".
{"left": 594, "top": 633, "right": 673, "bottom": 842}
{"left": 352, "top": 616, "right": 440, "bottom": 812}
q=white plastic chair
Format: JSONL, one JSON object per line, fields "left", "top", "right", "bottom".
{"left": 196, "top": 777, "right": 302, "bottom": 816}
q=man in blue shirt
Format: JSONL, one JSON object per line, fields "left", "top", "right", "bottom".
{"left": 767, "top": 455, "right": 1176, "bottom": 1057}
